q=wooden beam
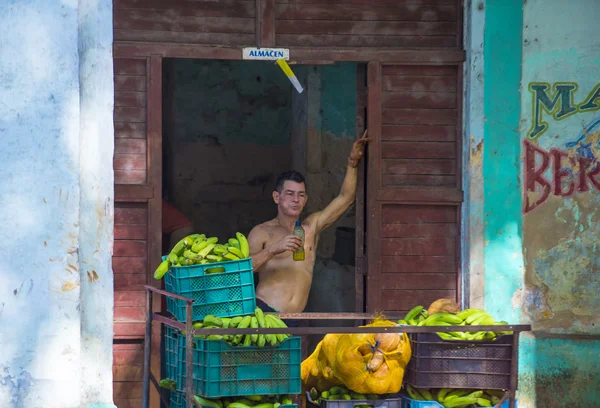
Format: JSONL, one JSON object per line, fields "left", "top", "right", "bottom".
{"left": 257, "top": 0, "right": 276, "bottom": 47}
{"left": 114, "top": 42, "right": 466, "bottom": 63}
{"left": 115, "top": 185, "right": 154, "bottom": 201}
{"left": 146, "top": 55, "right": 163, "bottom": 408}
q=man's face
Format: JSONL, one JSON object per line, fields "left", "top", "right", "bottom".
{"left": 273, "top": 180, "right": 307, "bottom": 217}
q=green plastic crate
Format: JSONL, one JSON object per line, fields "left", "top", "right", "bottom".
{"left": 170, "top": 390, "right": 186, "bottom": 408}
{"left": 163, "top": 257, "right": 256, "bottom": 322}
{"left": 175, "top": 336, "right": 302, "bottom": 398}
{"left": 164, "top": 325, "right": 180, "bottom": 381}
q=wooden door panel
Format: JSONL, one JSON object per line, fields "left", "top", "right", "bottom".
{"left": 365, "top": 61, "right": 462, "bottom": 314}
{"left": 113, "top": 55, "right": 163, "bottom": 408}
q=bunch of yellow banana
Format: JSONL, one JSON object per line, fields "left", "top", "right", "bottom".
{"left": 405, "top": 385, "right": 505, "bottom": 408}
{"left": 398, "top": 306, "right": 513, "bottom": 341}
{"left": 166, "top": 393, "right": 293, "bottom": 408}
{"left": 154, "top": 232, "right": 250, "bottom": 279}
{"left": 191, "top": 308, "right": 291, "bottom": 348}
{"left": 309, "top": 386, "right": 380, "bottom": 406}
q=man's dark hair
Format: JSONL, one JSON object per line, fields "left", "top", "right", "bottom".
{"left": 275, "top": 170, "right": 306, "bottom": 192}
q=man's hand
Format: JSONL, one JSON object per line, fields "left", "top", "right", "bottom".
{"left": 271, "top": 235, "right": 303, "bottom": 255}
{"left": 348, "top": 129, "right": 371, "bottom": 167}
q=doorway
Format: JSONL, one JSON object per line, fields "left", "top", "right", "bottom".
{"left": 161, "top": 58, "right": 367, "bottom": 327}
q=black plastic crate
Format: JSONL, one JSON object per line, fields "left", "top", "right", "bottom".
{"left": 405, "top": 333, "right": 513, "bottom": 390}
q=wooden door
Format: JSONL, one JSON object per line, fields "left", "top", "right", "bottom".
{"left": 365, "top": 61, "right": 463, "bottom": 315}
{"left": 113, "top": 55, "right": 163, "bottom": 408}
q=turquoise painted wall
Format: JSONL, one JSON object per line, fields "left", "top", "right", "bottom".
{"left": 483, "top": 1, "right": 600, "bottom": 407}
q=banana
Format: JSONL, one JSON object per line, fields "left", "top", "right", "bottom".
{"left": 434, "top": 313, "right": 464, "bottom": 325}
{"left": 350, "top": 392, "right": 366, "bottom": 400}
{"left": 206, "top": 254, "right": 224, "bottom": 262}
{"left": 419, "top": 389, "right": 434, "bottom": 401}
{"left": 227, "top": 246, "right": 245, "bottom": 259}
{"left": 477, "top": 397, "right": 493, "bottom": 407}
{"left": 203, "top": 315, "right": 223, "bottom": 327}
{"left": 437, "top": 333, "right": 456, "bottom": 341}
{"left": 247, "top": 395, "right": 263, "bottom": 402}
{"left": 229, "top": 316, "right": 243, "bottom": 328}
{"left": 205, "top": 266, "right": 226, "bottom": 274}
{"left": 192, "top": 235, "right": 206, "bottom": 246}
{"left": 183, "top": 234, "right": 202, "bottom": 247}
{"left": 199, "top": 243, "right": 217, "bottom": 258}
{"left": 265, "top": 314, "right": 288, "bottom": 343}
{"left": 236, "top": 232, "right": 250, "bottom": 258}
{"left": 444, "top": 397, "right": 479, "bottom": 408}
{"left": 193, "top": 322, "right": 204, "bottom": 329}
{"left": 445, "top": 390, "right": 469, "bottom": 400}
{"left": 408, "top": 319, "right": 418, "bottom": 326}
{"left": 227, "top": 403, "right": 252, "bottom": 408}
{"left": 229, "top": 238, "right": 241, "bottom": 249}
{"left": 404, "top": 305, "right": 424, "bottom": 322}
{"left": 221, "top": 317, "right": 232, "bottom": 328}
{"left": 280, "top": 397, "right": 293, "bottom": 405}
{"left": 255, "top": 307, "right": 267, "bottom": 328}
{"left": 466, "top": 391, "right": 484, "bottom": 399}
{"left": 471, "top": 314, "right": 495, "bottom": 326}
{"left": 193, "top": 396, "right": 223, "bottom": 408}
{"left": 243, "top": 334, "right": 252, "bottom": 346}
{"left": 159, "top": 378, "right": 176, "bottom": 391}
{"left": 169, "top": 238, "right": 188, "bottom": 257}
{"left": 213, "top": 245, "right": 228, "bottom": 255}
{"left": 184, "top": 250, "right": 203, "bottom": 261}
{"left": 238, "top": 315, "right": 252, "bottom": 329}
{"left": 465, "top": 311, "right": 491, "bottom": 325}
{"left": 167, "top": 253, "right": 179, "bottom": 264}
{"left": 223, "top": 253, "right": 241, "bottom": 261}
{"left": 456, "top": 308, "right": 486, "bottom": 320}
{"left": 405, "top": 384, "right": 424, "bottom": 401}
{"left": 153, "top": 259, "right": 170, "bottom": 279}
{"left": 206, "top": 334, "right": 223, "bottom": 341}
{"left": 250, "top": 317, "right": 259, "bottom": 343}
{"left": 330, "top": 386, "right": 350, "bottom": 395}
{"left": 192, "top": 239, "right": 212, "bottom": 254}
{"left": 253, "top": 404, "right": 273, "bottom": 408}
{"left": 257, "top": 334, "right": 266, "bottom": 347}
{"left": 436, "top": 388, "right": 451, "bottom": 403}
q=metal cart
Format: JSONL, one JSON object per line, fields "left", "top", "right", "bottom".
{"left": 142, "top": 285, "right": 530, "bottom": 408}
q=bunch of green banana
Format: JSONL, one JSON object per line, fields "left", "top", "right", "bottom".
{"left": 309, "top": 386, "right": 381, "bottom": 406}
{"left": 398, "top": 305, "right": 429, "bottom": 326}
{"left": 397, "top": 306, "right": 513, "bottom": 341}
{"left": 191, "top": 308, "right": 291, "bottom": 348}
{"left": 405, "top": 385, "right": 504, "bottom": 408}
{"left": 154, "top": 232, "right": 251, "bottom": 279}
{"left": 193, "top": 394, "right": 294, "bottom": 408}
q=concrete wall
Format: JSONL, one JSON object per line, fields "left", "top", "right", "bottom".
{"left": 0, "top": 1, "right": 115, "bottom": 407}
{"left": 480, "top": 0, "right": 600, "bottom": 406}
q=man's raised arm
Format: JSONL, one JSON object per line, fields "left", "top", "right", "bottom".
{"left": 308, "top": 130, "right": 370, "bottom": 234}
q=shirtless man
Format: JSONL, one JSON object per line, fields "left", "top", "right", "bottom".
{"left": 248, "top": 130, "right": 370, "bottom": 326}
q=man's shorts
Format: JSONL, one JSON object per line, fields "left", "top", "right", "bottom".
{"left": 256, "top": 298, "right": 308, "bottom": 328}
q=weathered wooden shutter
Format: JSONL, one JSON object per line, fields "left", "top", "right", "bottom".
{"left": 112, "top": 56, "right": 163, "bottom": 408}
{"left": 365, "top": 61, "right": 463, "bottom": 315}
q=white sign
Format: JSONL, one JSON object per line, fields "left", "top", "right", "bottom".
{"left": 243, "top": 47, "right": 290, "bottom": 61}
